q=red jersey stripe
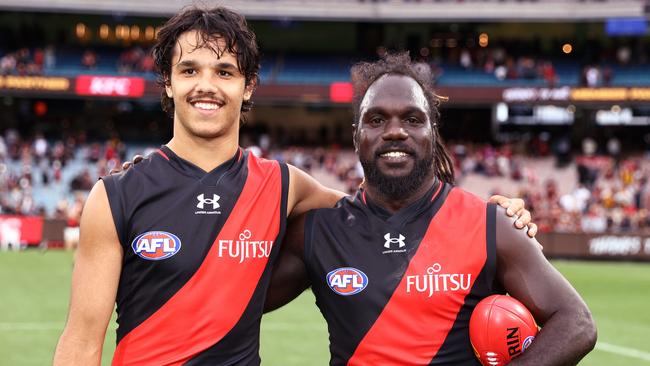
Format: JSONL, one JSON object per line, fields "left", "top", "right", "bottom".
{"left": 112, "top": 156, "right": 282, "bottom": 366}
{"left": 347, "top": 188, "right": 487, "bottom": 365}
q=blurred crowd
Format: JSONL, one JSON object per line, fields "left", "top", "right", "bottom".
{"left": 0, "top": 46, "right": 56, "bottom": 76}
{"left": 3, "top": 129, "right": 650, "bottom": 240}
{"left": 409, "top": 41, "right": 647, "bottom": 86}
{"left": 450, "top": 138, "right": 650, "bottom": 234}
{"left": 450, "top": 47, "right": 564, "bottom": 85}
{"left": 509, "top": 156, "right": 650, "bottom": 234}
{"left": 0, "top": 130, "right": 126, "bottom": 240}
{"left": 0, "top": 45, "right": 154, "bottom": 75}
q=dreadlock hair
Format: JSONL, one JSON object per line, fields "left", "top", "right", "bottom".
{"left": 350, "top": 52, "right": 455, "bottom": 184}
{"left": 152, "top": 6, "right": 260, "bottom": 125}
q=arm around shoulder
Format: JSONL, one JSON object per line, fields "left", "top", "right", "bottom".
{"left": 264, "top": 212, "right": 310, "bottom": 312}
{"left": 287, "top": 164, "right": 345, "bottom": 218}
{"left": 53, "top": 180, "right": 123, "bottom": 366}
{"left": 494, "top": 206, "right": 596, "bottom": 366}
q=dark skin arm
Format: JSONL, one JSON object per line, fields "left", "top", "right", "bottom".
{"left": 495, "top": 206, "right": 597, "bottom": 365}
{"left": 264, "top": 213, "right": 310, "bottom": 312}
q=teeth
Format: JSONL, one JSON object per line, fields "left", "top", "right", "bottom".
{"left": 193, "top": 102, "right": 220, "bottom": 110}
{"left": 381, "top": 151, "right": 408, "bottom": 158}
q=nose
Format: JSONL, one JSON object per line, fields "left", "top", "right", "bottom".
{"left": 195, "top": 71, "right": 220, "bottom": 94}
{"left": 381, "top": 118, "right": 408, "bottom": 141}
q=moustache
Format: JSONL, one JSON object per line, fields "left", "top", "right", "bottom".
{"left": 187, "top": 93, "right": 225, "bottom": 105}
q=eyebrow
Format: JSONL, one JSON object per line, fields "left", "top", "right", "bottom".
{"left": 175, "top": 60, "right": 240, "bottom": 72}
{"left": 399, "top": 106, "right": 428, "bottom": 117}
{"left": 363, "top": 106, "right": 427, "bottom": 116}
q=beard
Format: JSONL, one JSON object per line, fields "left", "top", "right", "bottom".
{"left": 360, "top": 147, "right": 435, "bottom": 200}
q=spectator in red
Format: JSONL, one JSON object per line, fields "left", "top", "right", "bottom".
{"left": 81, "top": 50, "right": 97, "bottom": 69}
{"left": 541, "top": 61, "right": 557, "bottom": 87}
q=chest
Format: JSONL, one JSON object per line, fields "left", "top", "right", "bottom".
{"left": 310, "top": 218, "right": 487, "bottom": 305}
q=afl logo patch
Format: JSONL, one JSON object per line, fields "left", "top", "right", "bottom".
{"left": 132, "top": 231, "right": 181, "bottom": 260}
{"left": 327, "top": 267, "right": 368, "bottom": 296}
{"left": 522, "top": 335, "right": 535, "bottom": 352}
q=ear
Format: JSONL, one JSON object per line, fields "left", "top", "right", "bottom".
{"left": 164, "top": 76, "right": 172, "bottom": 98}
{"left": 243, "top": 78, "right": 257, "bottom": 101}
{"left": 352, "top": 123, "right": 359, "bottom": 153}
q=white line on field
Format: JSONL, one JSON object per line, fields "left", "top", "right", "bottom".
{"left": 596, "top": 342, "right": 650, "bottom": 362}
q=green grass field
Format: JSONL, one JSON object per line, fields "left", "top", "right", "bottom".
{"left": 0, "top": 251, "right": 649, "bottom": 365}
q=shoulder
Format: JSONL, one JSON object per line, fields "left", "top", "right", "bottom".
{"left": 80, "top": 180, "right": 116, "bottom": 234}
{"left": 308, "top": 194, "right": 362, "bottom": 226}
{"left": 101, "top": 152, "right": 161, "bottom": 185}
{"left": 446, "top": 186, "right": 487, "bottom": 207}
{"left": 85, "top": 179, "right": 109, "bottom": 207}
{"left": 242, "top": 152, "right": 289, "bottom": 185}
{"left": 246, "top": 150, "right": 280, "bottom": 169}
{"left": 494, "top": 205, "right": 541, "bottom": 259}
{"left": 286, "top": 164, "right": 346, "bottom": 218}
{"left": 433, "top": 185, "right": 488, "bottom": 222}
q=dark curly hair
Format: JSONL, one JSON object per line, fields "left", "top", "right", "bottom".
{"left": 152, "top": 6, "right": 260, "bottom": 123}
{"left": 350, "top": 52, "right": 455, "bottom": 184}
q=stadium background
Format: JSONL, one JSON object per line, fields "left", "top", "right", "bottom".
{"left": 1, "top": 0, "right": 650, "bottom": 364}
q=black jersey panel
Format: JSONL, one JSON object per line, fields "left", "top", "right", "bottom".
{"left": 105, "top": 148, "right": 286, "bottom": 366}
{"left": 305, "top": 183, "right": 450, "bottom": 365}
{"left": 103, "top": 149, "right": 248, "bottom": 343}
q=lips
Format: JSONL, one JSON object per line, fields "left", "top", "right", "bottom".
{"left": 380, "top": 151, "right": 410, "bottom": 158}
{"left": 376, "top": 145, "right": 415, "bottom": 158}
{"left": 192, "top": 101, "right": 221, "bottom": 110}
{"left": 188, "top": 96, "right": 225, "bottom": 113}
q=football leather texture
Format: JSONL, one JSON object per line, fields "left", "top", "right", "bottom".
{"left": 469, "top": 295, "right": 539, "bottom": 366}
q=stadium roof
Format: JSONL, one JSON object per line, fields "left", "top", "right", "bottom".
{"left": 0, "top": 0, "right": 647, "bottom": 21}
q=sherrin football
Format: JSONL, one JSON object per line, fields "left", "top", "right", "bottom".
{"left": 469, "top": 295, "right": 539, "bottom": 366}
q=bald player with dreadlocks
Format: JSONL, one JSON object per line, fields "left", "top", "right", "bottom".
{"left": 265, "top": 53, "right": 596, "bottom": 366}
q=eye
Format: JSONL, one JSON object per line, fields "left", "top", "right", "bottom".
{"left": 218, "top": 70, "right": 233, "bottom": 78}
{"left": 181, "top": 68, "right": 196, "bottom": 76}
{"left": 369, "top": 116, "right": 384, "bottom": 126}
{"left": 405, "top": 116, "right": 423, "bottom": 125}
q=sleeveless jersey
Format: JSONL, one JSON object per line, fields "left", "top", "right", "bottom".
{"left": 304, "top": 182, "right": 499, "bottom": 365}
{"left": 102, "top": 146, "right": 289, "bottom": 366}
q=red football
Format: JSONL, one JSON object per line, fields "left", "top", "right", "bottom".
{"left": 469, "top": 295, "right": 539, "bottom": 366}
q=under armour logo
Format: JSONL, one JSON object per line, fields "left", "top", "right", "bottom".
{"left": 197, "top": 194, "right": 220, "bottom": 210}
{"left": 384, "top": 233, "right": 406, "bottom": 249}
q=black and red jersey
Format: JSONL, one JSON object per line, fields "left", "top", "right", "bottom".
{"left": 102, "top": 146, "right": 289, "bottom": 366}
{"left": 304, "top": 182, "right": 500, "bottom": 365}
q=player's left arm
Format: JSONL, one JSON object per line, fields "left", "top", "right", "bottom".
{"left": 494, "top": 206, "right": 597, "bottom": 365}
{"left": 264, "top": 213, "right": 311, "bottom": 312}
{"left": 287, "top": 164, "right": 345, "bottom": 218}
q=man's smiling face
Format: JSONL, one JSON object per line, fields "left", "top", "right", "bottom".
{"left": 355, "top": 74, "right": 435, "bottom": 199}
{"left": 166, "top": 29, "right": 253, "bottom": 139}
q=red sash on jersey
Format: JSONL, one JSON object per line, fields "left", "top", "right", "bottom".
{"left": 348, "top": 188, "right": 487, "bottom": 365}
{"left": 113, "top": 156, "right": 282, "bottom": 366}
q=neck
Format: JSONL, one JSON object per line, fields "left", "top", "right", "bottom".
{"left": 167, "top": 128, "right": 239, "bottom": 172}
{"left": 364, "top": 174, "right": 437, "bottom": 213}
